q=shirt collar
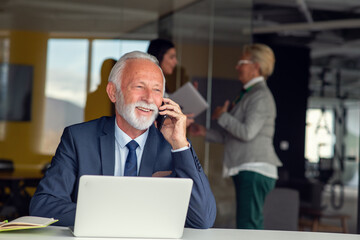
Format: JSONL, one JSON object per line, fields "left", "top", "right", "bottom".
{"left": 114, "top": 119, "right": 149, "bottom": 150}
{"left": 244, "top": 76, "right": 264, "bottom": 90}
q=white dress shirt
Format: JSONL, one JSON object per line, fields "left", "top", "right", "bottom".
{"left": 114, "top": 122, "right": 149, "bottom": 176}
{"left": 114, "top": 119, "right": 190, "bottom": 176}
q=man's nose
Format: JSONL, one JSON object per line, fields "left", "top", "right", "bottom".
{"left": 141, "top": 88, "right": 154, "bottom": 103}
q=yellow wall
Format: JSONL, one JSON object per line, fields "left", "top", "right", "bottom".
{"left": 180, "top": 43, "right": 242, "bottom": 79}
{"left": 0, "top": 30, "right": 50, "bottom": 170}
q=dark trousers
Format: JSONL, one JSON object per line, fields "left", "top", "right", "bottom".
{"left": 232, "top": 171, "right": 276, "bottom": 229}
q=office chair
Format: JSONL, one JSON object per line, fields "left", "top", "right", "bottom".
{"left": 263, "top": 188, "right": 300, "bottom": 231}
{"left": 0, "top": 159, "right": 15, "bottom": 219}
{"left": 0, "top": 159, "right": 14, "bottom": 199}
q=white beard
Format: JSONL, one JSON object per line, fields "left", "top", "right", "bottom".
{"left": 115, "top": 91, "right": 158, "bottom": 130}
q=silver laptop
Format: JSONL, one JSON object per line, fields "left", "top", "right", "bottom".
{"left": 72, "top": 175, "right": 193, "bottom": 238}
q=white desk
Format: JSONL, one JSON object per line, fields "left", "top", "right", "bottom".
{"left": 0, "top": 226, "right": 359, "bottom": 240}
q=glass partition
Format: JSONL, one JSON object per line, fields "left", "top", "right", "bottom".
{"left": 0, "top": 0, "right": 252, "bottom": 227}
{"left": 150, "top": 0, "right": 253, "bottom": 227}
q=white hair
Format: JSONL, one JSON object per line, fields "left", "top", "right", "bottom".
{"left": 108, "top": 51, "right": 166, "bottom": 94}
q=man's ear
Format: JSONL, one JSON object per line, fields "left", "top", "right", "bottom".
{"left": 106, "top": 82, "right": 117, "bottom": 103}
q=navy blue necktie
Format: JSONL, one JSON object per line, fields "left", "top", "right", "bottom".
{"left": 124, "top": 140, "right": 139, "bottom": 176}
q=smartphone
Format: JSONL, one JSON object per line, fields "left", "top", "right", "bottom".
{"left": 156, "top": 102, "right": 167, "bottom": 131}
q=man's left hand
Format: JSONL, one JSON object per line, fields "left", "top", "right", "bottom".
{"left": 158, "top": 98, "right": 189, "bottom": 150}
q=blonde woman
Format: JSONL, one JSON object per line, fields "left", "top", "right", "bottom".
{"left": 190, "top": 43, "right": 282, "bottom": 229}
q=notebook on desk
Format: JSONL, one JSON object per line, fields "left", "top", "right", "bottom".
{"left": 71, "top": 175, "right": 193, "bottom": 238}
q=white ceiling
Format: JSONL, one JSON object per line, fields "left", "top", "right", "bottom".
{"left": 0, "top": 0, "right": 197, "bottom": 38}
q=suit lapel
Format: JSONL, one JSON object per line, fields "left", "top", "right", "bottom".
{"left": 231, "top": 82, "right": 264, "bottom": 114}
{"left": 139, "top": 125, "right": 159, "bottom": 176}
{"left": 100, "top": 116, "right": 115, "bottom": 176}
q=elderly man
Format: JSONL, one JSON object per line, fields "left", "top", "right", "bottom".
{"left": 30, "top": 51, "right": 216, "bottom": 229}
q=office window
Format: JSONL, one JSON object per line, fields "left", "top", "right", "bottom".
{"left": 45, "top": 39, "right": 89, "bottom": 107}
{"left": 343, "top": 103, "right": 360, "bottom": 186}
{"left": 345, "top": 104, "right": 360, "bottom": 159}
{"left": 305, "top": 108, "right": 335, "bottom": 163}
{"left": 41, "top": 39, "right": 89, "bottom": 154}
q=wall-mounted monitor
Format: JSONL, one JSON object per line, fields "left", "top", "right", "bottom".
{"left": 0, "top": 64, "right": 33, "bottom": 121}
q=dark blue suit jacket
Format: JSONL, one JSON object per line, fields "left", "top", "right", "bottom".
{"left": 29, "top": 116, "right": 216, "bottom": 228}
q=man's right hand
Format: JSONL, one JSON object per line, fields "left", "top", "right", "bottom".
{"left": 159, "top": 98, "right": 189, "bottom": 150}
